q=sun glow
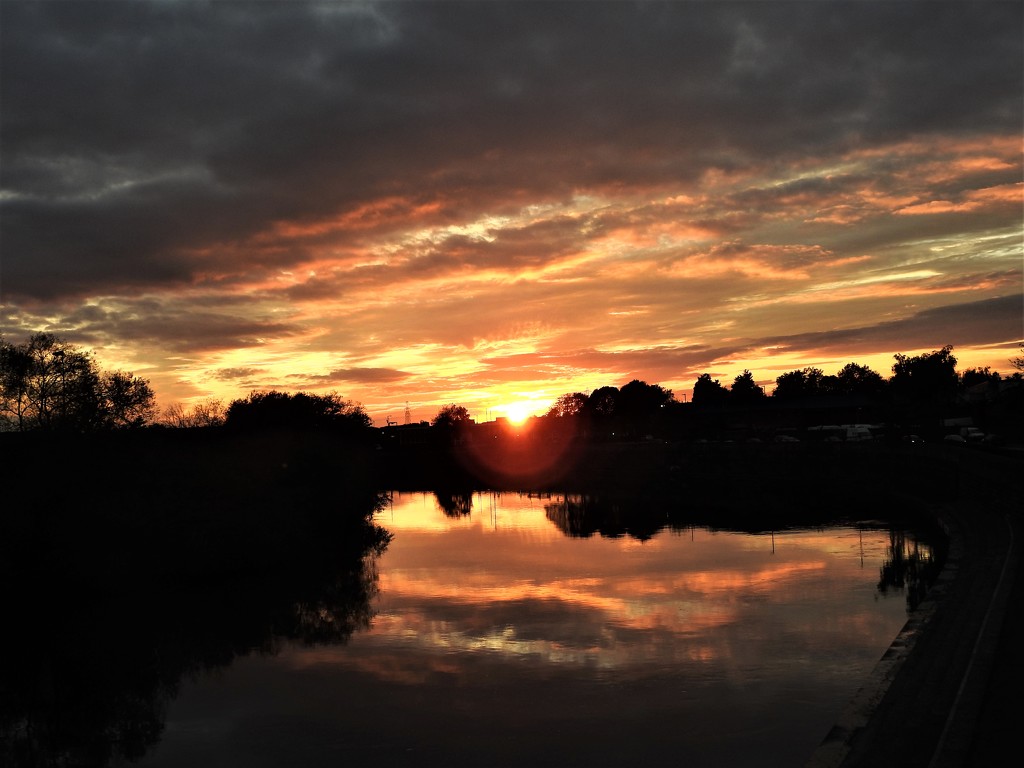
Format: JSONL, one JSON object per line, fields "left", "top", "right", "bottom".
{"left": 501, "top": 401, "right": 533, "bottom": 425}
{"left": 495, "top": 398, "right": 551, "bottom": 425}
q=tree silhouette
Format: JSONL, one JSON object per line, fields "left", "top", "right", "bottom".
{"left": 586, "top": 386, "right": 619, "bottom": 418}
{"left": 774, "top": 363, "right": 885, "bottom": 400}
{"left": 773, "top": 367, "right": 828, "bottom": 399}
{"left": 617, "top": 379, "right": 673, "bottom": 415}
{"left": 891, "top": 345, "right": 959, "bottom": 405}
{"left": 0, "top": 337, "right": 32, "bottom": 430}
{"left": 225, "top": 390, "right": 370, "bottom": 432}
{"left": 691, "top": 373, "right": 729, "bottom": 407}
{"left": 833, "top": 362, "right": 885, "bottom": 397}
{"left": 959, "top": 367, "right": 1000, "bottom": 393}
{"left": 730, "top": 370, "right": 765, "bottom": 405}
{"left": 0, "top": 333, "right": 154, "bottom": 432}
{"left": 546, "top": 392, "right": 589, "bottom": 418}
{"left": 614, "top": 379, "right": 674, "bottom": 434}
{"left": 101, "top": 371, "right": 157, "bottom": 429}
{"left": 431, "top": 403, "right": 472, "bottom": 428}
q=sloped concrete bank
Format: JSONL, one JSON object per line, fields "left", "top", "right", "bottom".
{"left": 806, "top": 445, "right": 1022, "bottom": 768}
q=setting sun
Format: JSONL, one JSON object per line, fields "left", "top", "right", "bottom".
{"left": 497, "top": 399, "right": 548, "bottom": 425}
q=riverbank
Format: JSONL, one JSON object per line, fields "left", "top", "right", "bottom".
{"left": 806, "top": 443, "right": 1023, "bottom": 768}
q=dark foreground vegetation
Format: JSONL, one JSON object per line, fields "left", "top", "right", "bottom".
{"left": 0, "top": 430, "right": 391, "bottom": 768}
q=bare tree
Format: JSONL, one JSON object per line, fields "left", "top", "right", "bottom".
{"left": 162, "top": 398, "right": 226, "bottom": 428}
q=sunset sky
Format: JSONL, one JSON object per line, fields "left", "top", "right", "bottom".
{"left": 2, "top": 1, "right": 1021, "bottom": 425}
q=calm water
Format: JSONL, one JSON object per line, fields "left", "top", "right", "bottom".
{"left": 133, "top": 491, "right": 928, "bottom": 768}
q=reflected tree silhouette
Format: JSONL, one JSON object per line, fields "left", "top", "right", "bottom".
{"left": 435, "top": 489, "right": 474, "bottom": 517}
{"left": 545, "top": 494, "right": 592, "bottom": 536}
{"left": 1, "top": 521, "right": 389, "bottom": 768}
{"left": 877, "top": 527, "right": 941, "bottom": 610}
{"left": 0, "top": 431, "right": 391, "bottom": 768}
{"left": 0, "top": 548, "right": 387, "bottom": 767}
{"left": 544, "top": 493, "right": 663, "bottom": 541}
{"left": 543, "top": 490, "right": 944, "bottom": 608}
{"left": 294, "top": 557, "right": 384, "bottom": 644}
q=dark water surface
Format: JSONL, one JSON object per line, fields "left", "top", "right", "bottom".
{"left": 129, "top": 491, "right": 931, "bottom": 768}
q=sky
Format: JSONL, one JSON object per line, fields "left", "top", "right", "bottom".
{"left": 2, "top": 1, "right": 1021, "bottom": 425}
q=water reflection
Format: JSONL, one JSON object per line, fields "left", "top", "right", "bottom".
{"left": 545, "top": 492, "right": 672, "bottom": 539}
{"left": 546, "top": 491, "right": 944, "bottom": 610}
{"left": 433, "top": 489, "right": 475, "bottom": 518}
{"left": 370, "top": 492, "right": 937, "bottom": 679}
{"left": 878, "top": 528, "right": 942, "bottom": 610}
{"left": 198, "top": 490, "right": 931, "bottom": 768}
{"left": 0, "top": 490, "right": 390, "bottom": 768}
{"left": 1, "top": 486, "right": 941, "bottom": 768}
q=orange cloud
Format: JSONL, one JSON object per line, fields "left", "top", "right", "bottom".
{"left": 267, "top": 196, "right": 447, "bottom": 240}
{"left": 895, "top": 183, "right": 1023, "bottom": 216}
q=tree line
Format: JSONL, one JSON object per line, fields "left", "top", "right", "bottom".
{"left": 0, "top": 333, "right": 376, "bottom": 434}
{"left": 540, "top": 345, "right": 1018, "bottom": 418}
{"left": 431, "top": 345, "right": 1022, "bottom": 445}
{"left": 2, "top": 332, "right": 1021, "bottom": 435}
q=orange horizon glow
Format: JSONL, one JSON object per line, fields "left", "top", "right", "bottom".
{"left": 139, "top": 334, "right": 1020, "bottom": 427}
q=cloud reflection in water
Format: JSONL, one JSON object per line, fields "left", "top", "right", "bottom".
{"left": 290, "top": 491, "right": 913, "bottom": 682}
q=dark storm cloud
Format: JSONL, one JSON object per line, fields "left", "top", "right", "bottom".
{"left": 47, "top": 298, "right": 302, "bottom": 353}
{"left": 2, "top": 1, "right": 1020, "bottom": 301}
{"left": 759, "top": 294, "right": 1024, "bottom": 359}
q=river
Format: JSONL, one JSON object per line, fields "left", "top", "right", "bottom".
{"left": 129, "top": 490, "right": 934, "bottom": 768}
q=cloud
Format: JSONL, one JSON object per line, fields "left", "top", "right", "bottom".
{"left": 1, "top": 2, "right": 1020, "bottom": 414}
{"left": 894, "top": 183, "right": 1023, "bottom": 216}
{"left": 756, "top": 294, "right": 1023, "bottom": 359}
{"left": 304, "top": 367, "right": 411, "bottom": 385}
{"left": 211, "top": 367, "right": 262, "bottom": 382}
{"left": 5, "top": 296, "right": 302, "bottom": 354}
{"left": 4, "top": 2, "right": 1020, "bottom": 300}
